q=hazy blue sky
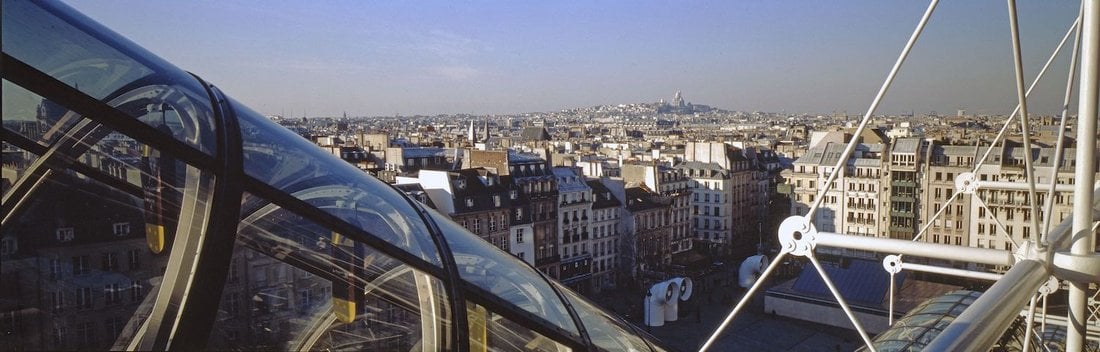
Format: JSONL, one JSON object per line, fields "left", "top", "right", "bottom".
{"left": 66, "top": 1, "right": 1080, "bottom": 117}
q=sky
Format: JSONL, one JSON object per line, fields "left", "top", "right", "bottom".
{"left": 65, "top": 0, "right": 1081, "bottom": 117}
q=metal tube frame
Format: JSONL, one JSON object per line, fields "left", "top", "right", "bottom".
{"left": 815, "top": 231, "right": 1015, "bottom": 266}
{"left": 899, "top": 262, "right": 1005, "bottom": 282}
{"left": 1067, "top": 0, "right": 1099, "bottom": 349}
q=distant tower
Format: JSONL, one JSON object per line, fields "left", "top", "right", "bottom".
{"left": 483, "top": 119, "right": 490, "bottom": 142}
{"left": 468, "top": 120, "right": 476, "bottom": 143}
{"left": 673, "top": 91, "right": 685, "bottom": 107}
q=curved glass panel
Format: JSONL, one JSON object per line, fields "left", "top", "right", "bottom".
{"left": 1, "top": 144, "right": 36, "bottom": 199}
{"left": 552, "top": 282, "right": 654, "bottom": 352}
{"left": 208, "top": 195, "right": 452, "bottom": 350}
{"left": 234, "top": 101, "right": 441, "bottom": 266}
{"left": 0, "top": 141, "right": 185, "bottom": 350}
{"left": 467, "top": 301, "right": 573, "bottom": 352}
{"left": 426, "top": 209, "right": 579, "bottom": 337}
{"left": 861, "top": 290, "right": 985, "bottom": 352}
{"left": 2, "top": 80, "right": 84, "bottom": 148}
{"left": 1, "top": 1, "right": 217, "bottom": 155}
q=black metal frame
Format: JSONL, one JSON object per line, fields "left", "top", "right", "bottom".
{"left": 166, "top": 78, "right": 244, "bottom": 350}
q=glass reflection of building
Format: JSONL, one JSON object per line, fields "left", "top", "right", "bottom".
{"left": 0, "top": 1, "right": 668, "bottom": 351}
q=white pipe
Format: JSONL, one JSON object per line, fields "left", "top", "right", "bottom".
{"left": 899, "top": 262, "right": 1004, "bottom": 281}
{"left": 1068, "top": 0, "right": 1099, "bottom": 349}
{"left": 1023, "top": 294, "right": 1038, "bottom": 352}
{"left": 1042, "top": 8, "right": 1083, "bottom": 244}
{"left": 973, "top": 181, "right": 1077, "bottom": 193}
{"left": 738, "top": 255, "right": 769, "bottom": 288}
{"left": 973, "top": 196, "right": 1019, "bottom": 250}
{"left": 1006, "top": 0, "right": 1043, "bottom": 266}
{"left": 645, "top": 280, "right": 678, "bottom": 327}
{"left": 888, "top": 272, "right": 896, "bottom": 326}
{"left": 925, "top": 260, "right": 1050, "bottom": 350}
{"left": 1020, "top": 310, "right": 1100, "bottom": 341}
{"left": 815, "top": 231, "right": 1015, "bottom": 266}
{"left": 663, "top": 279, "right": 682, "bottom": 322}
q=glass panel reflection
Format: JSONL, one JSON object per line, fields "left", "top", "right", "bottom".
{"left": 0, "top": 163, "right": 170, "bottom": 350}
{"left": 552, "top": 282, "right": 653, "bottom": 352}
{"left": 2, "top": 79, "right": 84, "bottom": 148}
{"left": 235, "top": 100, "right": 441, "bottom": 266}
{"left": 426, "top": 209, "right": 579, "bottom": 337}
{"left": 208, "top": 195, "right": 452, "bottom": 351}
{"left": 1, "top": 2, "right": 217, "bottom": 155}
{"left": 467, "top": 301, "right": 572, "bottom": 352}
{"left": 1, "top": 144, "right": 37, "bottom": 199}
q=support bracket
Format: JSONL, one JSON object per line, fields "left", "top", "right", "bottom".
{"left": 778, "top": 216, "right": 816, "bottom": 257}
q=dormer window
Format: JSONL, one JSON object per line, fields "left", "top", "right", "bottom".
{"left": 466, "top": 197, "right": 474, "bottom": 207}
{"left": 56, "top": 228, "right": 74, "bottom": 243}
{"left": 113, "top": 222, "right": 131, "bottom": 236}
{"left": 456, "top": 179, "right": 467, "bottom": 190}
{"left": 494, "top": 195, "right": 501, "bottom": 207}
{"left": 510, "top": 190, "right": 518, "bottom": 200}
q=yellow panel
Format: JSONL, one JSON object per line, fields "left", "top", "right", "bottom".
{"left": 333, "top": 298, "right": 356, "bottom": 324}
{"left": 467, "top": 303, "right": 488, "bottom": 352}
{"left": 145, "top": 223, "right": 165, "bottom": 254}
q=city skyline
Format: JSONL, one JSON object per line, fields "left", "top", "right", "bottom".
{"left": 67, "top": 1, "right": 1080, "bottom": 117}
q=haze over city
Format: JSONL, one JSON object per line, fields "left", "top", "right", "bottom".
{"left": 68, "top": 0, "right": 1080, "bottom": 117}
{"left": 4, "top": 1, "right": 1100, "bottom": 351}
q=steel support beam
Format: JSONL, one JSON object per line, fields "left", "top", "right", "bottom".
{"left": 815, "top": 232, "right": 1015, "bottom": 266}
{"left": 1068, "top": 1, "right": 1100, "bottom": 349}
{"left": 924, "top": 260, "right": 1050, "bottom": 350}
{"left": 973, "top": 181, "right": 1077, "bottom": 193}
{"left": 900, "top": 262, "right": 1005, "bottom": 281}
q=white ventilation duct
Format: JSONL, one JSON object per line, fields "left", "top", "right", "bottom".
{"left": 664, "top": 277, "right": 693, "bottom": 321}
{"left": 739, "top": 255, "right": 769, "bottom": 288}
{"left": 676, "top": 277, "right": 694, "bottom": 302}
{"left": 644, "top": 280, "right": 679, "bottom": 327}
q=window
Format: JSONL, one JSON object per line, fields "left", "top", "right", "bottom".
{"left": 56, "top": 227, "right": 75, "bottom": 243}
{"left": 101, "top": 252, "right": 119, "bottom": 271}
{"left": 112, "top": 222, "right": 130, "bottom": 236}
{"left": 72, "top": 256, "right": 89, "bottom": 275}
{"left": 50, "top": 258, "right": 62, "bottom": 279}
{"left": 105, "top": 316, "right": 125, "bottom": 341}
{"left": 128, "top": 249, "right": 141, "bottom": 271}
{"left": 130, "top": 280, "right": 143, "bottom": 302}
{"left": 298, "top": 289, "right": 313, "bottom": 311}
{"left": 104, "top": 283, "right": 122, "bottom": 306}
{"left": 53, "top": 325, "right": 66, "bottom": 348}
{"left": 77, "top": 287, "right": 93, "bottom": 310}
{"left": 76, "top": 321, "right": 96, "bottom": 348}
{"left": 50, "top": 291, "right": 65, "bottom": 311}
{"left": 489, "top": 216, "right": 496, "bottom": 231}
